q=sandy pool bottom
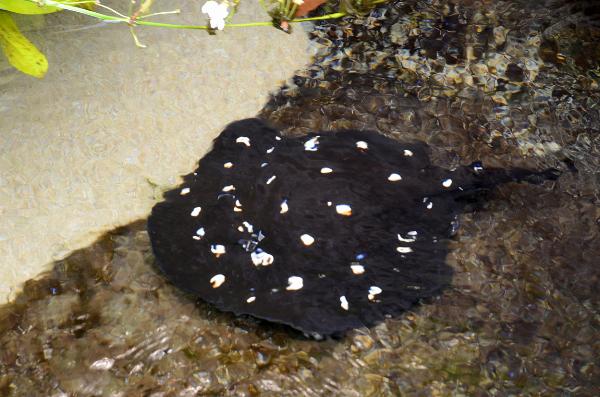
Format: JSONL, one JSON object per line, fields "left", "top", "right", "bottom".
{"left": 0, "top": 0, "right": 310, "bottom": 303}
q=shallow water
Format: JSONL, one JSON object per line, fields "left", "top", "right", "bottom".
{"left": 1, "top": 0, "right": 599, "bottom": 395}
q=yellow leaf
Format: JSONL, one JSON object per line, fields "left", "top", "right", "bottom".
{"left": 0, "top": 0, "right": 95, "bottom": 15}
{"left": 0, "top": 11, "right": 47, "bottom": 78}
{"left": 0, "top": 0, "right": 61, "bottom": 15}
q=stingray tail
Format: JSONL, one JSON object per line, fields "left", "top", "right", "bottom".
{"left": 449, "top": 162, "right": 560, "bottom": 201}
{"left": 480, "top": 164, "right": 561, "bottom": 187}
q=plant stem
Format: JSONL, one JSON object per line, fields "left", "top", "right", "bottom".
{"left": 27, "top": 0, "right": 347, "bottom": 29}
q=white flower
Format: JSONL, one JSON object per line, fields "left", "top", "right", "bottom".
{"left": 202, "top": 1, "right": 229, "bottom": 30}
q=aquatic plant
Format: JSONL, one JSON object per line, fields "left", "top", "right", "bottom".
{"left": 0, "top": 0, "right": 388, "bottom": 78}
{"left": 0, "top": 0, "right": 95, "bottom": 77}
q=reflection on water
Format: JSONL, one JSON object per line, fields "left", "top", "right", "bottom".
{"left": 1, "top": 0, "right": 599, "bottom": 395}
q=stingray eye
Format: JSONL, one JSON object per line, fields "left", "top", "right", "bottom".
{"left": 210, "top": 274, "right": 226, "bottom": 288}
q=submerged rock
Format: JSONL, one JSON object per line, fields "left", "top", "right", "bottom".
{"left": 148, "top": 118, "right": 558, "bottom": 335}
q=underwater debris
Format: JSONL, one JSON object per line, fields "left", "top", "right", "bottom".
{"left": 148, "top": 118, "right": 559, "bottom": 335}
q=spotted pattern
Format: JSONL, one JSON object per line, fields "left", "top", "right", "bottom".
{"left": 149, "top": 118, "right": 558, "bottom": 335}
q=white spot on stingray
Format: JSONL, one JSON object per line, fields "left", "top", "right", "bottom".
{"left": 408, "top": 231, "right": 418, "bottom": 236}
{"left": 196, "top": 227, "right": 205, "bottom": 237}
{"left": 223, "top": 162, "right": 233, "bottom": 168}
{"left": 237, "top": 226, "right": 244, "bottom": 232}
{"left": 356, "top": 141, "right": 368, "bottom": 150}
{"left": 286, "top": 276, "right": 303, "bottom": 291}
{"left": 388, "top": 173, "right": 402, "bottom": 182}
{"left": 266, "top": 175, "right": 276, "bottom": 185}
{"left": 193, "top": 236, "right": 201, "bottom": 241}
{"left": 280, "top": 200, "right": 289, "bottom": 214}
{"left": 300, "top": 234, "right": 315, "bottom": 246}
{"left": 211, "top": 244, "right": 226, "bottom": 257}
{"left": 180, "top": 187, "right": 190, "bottom": 195}
{"left": 242, "top": 221, "right": 254, "bottom": 233}
{"left": 304, "top": 136, "right": 320, "bottom": 151}
{"left": 368, "top": 286, "right": 382, "bottom": 301}
{"left": 369, "top": 286, "right": 382, "bottom": 295}
{"left": 340, "top": 296, "right": 349, "bottom": 310}
{"left": 266, "top": 147, "right": 275, "bottom": 154}
{"left": 222, "top": 185, "right": 235, "bottom": 192}
{"left": 442, "top": 178, "right": 453, "bottom": 188}
{"left": 236, "top": 137, "right": 250, "bottom": 147}
{"left": 251, "top": 250, "right": 274, "bottom": 266}
{"left": 427, "top": 202, "right": 433, "bottom": 209}
{"left": 327, "top": 201, "right": 332, "bottom": 207}
{"left": 335, "top": 204, "right": 352, "bottom": 216}
{"left": 397, "top": 233, "right": 416, "bottom": 243}
{"left": 396, "top": 246, "right": 413, "bottom": 253}
{"left": 190, "top": 207, "right": 202, "bottom": 217}
{"left": 320, "top": 167, "right": 333, "bottom": 174}
{"left": 404, "top": 149, "right": 413, "bottom": 156}
{"left": 234, "top": 199, "right": 243, "bottom": 212}
{"left": 210, "top": 274, "right": 225, "bottom": 288}
{"left": 261, "top": 162, "right": 268, "bottom": 168}
{"left": 246, "top": 296, "right": 256, "bottom": 303}
{"left": 275, "top": 136, "right": 282, "bottom": 141}
{"left": 351, "top": 264, "right": 365, "bottom": 275}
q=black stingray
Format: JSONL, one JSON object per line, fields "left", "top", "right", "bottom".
{"left": 148, "top": 118, "right": 558, "bottom": 336}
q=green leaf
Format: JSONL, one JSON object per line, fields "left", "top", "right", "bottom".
{"left": 0, "top": 0, "right": 61, "bottom": 14}
{"left": 0, "top": 11, "right": 47, "bottom": 78}
{"left": 0, "top": 0, "right": 96, "bottom": 15}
